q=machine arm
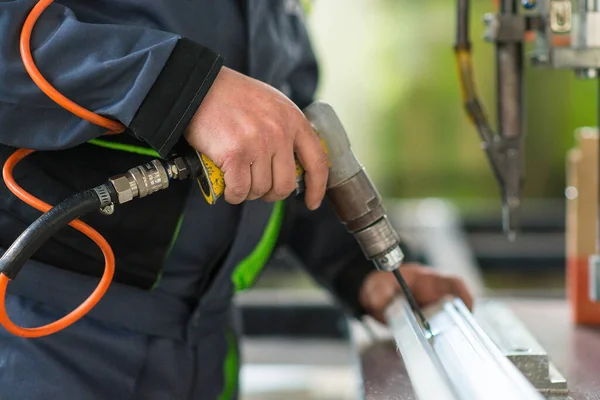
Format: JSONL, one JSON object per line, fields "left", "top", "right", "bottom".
{"left": 455, "top": 0, "right": 525, "bottom": 239}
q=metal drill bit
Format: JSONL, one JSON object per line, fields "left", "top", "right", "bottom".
{"left": 393, "top": 269, "right": 432, "bottom": 334}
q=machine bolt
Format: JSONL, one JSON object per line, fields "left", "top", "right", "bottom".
{"left": 173, "top": 158, "right": 190, "bottom": 180}
{"left": 109, "top": 175, "right": 135, "bottom": 204}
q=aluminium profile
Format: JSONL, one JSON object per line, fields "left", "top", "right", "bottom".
{"left": 385, "top": 297, "right": 545, "bottom": 400}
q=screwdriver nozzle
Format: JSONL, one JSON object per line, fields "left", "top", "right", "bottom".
{"left": 392, "top": 269, "right": 432, "bottom": 334}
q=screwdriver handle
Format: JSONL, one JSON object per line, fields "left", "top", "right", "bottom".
{"left": 194, "top": 150, "right": 307, "bottom": 205}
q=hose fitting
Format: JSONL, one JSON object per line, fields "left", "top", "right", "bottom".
{"left": 108, "top": 153, "right": 201, "bottom": 205}
{"left": 109, "top": 160, "right": 168, "bottom": 204}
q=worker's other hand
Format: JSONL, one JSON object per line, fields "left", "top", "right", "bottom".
{"left": 185, "top": 66, "right": 328, "bottom": 210}
{"left": 359, "top": 264, "right": 473, "bottom": 324}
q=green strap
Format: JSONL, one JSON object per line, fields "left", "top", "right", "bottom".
{"left": 218, "top": 329, "right": 240, "bottom": 400}
{"left": 89, "top": 138, "right": 283, "bottom": 398}
{"left": 151, "top": 213, "right": 185, "bottom": 290}
{"left": 300, "top": 0, "right": 313, "bottom": 14}
{"left": 88, "top": 139, "right": 285, "bottom": 293}
{"left": 88, "top": 138, "right": 160, "bottom": 158}
{"left": 219, "top": 203, "right": 283, "bottom": 398}
{"left": 87, "top": 138, "right": 178, "bottom": 290}
{"left": 231, "top": 201, "right": 284, "bottom": 292}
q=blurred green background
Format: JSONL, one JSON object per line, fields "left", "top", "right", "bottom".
{"left": 306, "top": 0, "right": 597, "bottom": 204}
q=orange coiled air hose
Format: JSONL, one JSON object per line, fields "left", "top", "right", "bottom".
{"left": 0, "top": 0, "right": 126, "bottom": 337}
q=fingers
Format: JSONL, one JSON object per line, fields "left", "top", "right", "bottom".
{"left": 359, "top": 267, "right": 475, "bottom": 327}
{"left": 263, "top": 143, "right": 297, "bottom": 202}
{"left": 410, "top": 267, "right": 473, "bottom": 310}
{"left": 293, "top": 120, "right": 328, "bottom": 210}
{"left": 447, "top": 276, "right": 474, "bottom": 310}
{"left": 392, "top": 265, "right": 473, "bottom": 310}
{"left": 359, "top": 272, "right": 396, "bottom": 324}
{"left": 183, "top": 66, "right": 327, "bottom": 207}
{"left": 221, "top": 153, "right": 252, "bottom": 204}
{"left": 428, "top": 273, "right": 473, "bottom": 310}
{"left": 248, "top": 157, "right": 273, "bottom": 200}
{"left": 365, "top": 274, "right": 397, "bottom": 312}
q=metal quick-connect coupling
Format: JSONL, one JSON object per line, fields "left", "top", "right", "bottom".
{"left": 109, "top": 160, "right": 169, "bottom": 204}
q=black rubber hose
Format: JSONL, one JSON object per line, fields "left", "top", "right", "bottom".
{"left": 0, "top": 187, "right": 107, "bottom": 279}
{"left": 454, "top": 0, "right": 496, "bottom": 146}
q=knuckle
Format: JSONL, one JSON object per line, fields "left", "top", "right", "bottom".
{"left": 225, "top": 176, "right": 251, "bottom": 201}
{"left": 230, "top": 182, "right": 249, "bottom": 198}
{"left": 253, "top": 182, "right": 271, "bottom": 198}
{"left": 257, "top": 132, "right": 271, "bottom": 153}
{"left": 275, "top": 177, "right": 296, "bottom": 197}
{"left": 225, "top": 191, "right": 243, "bottom": 204}
{"left": 266, "top": 120, "right": 287, "bottom": 142}
{"left": 262, "top": 178, "right": 274, "bottom": 193}
{"left": 221, "top": 145, "right": 245, "bottom": 165}
{"left": 244, "top": 124, "right": 260, "bottom": 143}
{"left": 264, "top": 116, "right": 281, "bottom": 131}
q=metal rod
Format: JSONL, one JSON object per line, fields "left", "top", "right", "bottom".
{"left": 597, "top": 75, "right": 600, "bottom": 253}
{"left": 496, "top": 0, "right": 524, "bottom": 238}
{"left": 497, "top": 0, "right": 523, "bottom": 141}
{"left": 456, "top": 0, "right": 470, "bottom": 47}
{"left": 392, "top": 269, "right": 432, "bottom": 333}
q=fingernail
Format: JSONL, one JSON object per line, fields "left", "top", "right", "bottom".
{"left": 309, "top": 201, "right": 321, "bottom": 210}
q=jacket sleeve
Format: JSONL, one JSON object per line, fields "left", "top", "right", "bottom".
{"left": 279, "top": 196, "right": 416, "bottom": 316}
{"left": 278, "top": 196, "right": 374, "bottom": 315}
{"left": 0, "top": 0, "right": 223, "bottom": 158}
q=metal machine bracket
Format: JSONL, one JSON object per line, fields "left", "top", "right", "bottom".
{"left": 385, "top": 297, "right": 548, "bottom": 400}
{"left": 484, "top": 14, "right": 528, "bottom": 42}
{"left": 474, "top": 300, "right": 568, "bottom": 394}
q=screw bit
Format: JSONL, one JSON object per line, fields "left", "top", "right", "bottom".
{"left": 393, "top": 269, "right": 432, "bottom": 334}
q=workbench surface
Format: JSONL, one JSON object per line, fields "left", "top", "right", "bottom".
{"left": 359, "top": 298, "right": 600, "bottom": 400}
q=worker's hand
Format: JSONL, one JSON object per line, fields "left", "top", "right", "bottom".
{"left": 185, "top": 66, "right": 328, "bottom": 209}
{"left": 359, "top": 264, "right": 473, "bottom": 324}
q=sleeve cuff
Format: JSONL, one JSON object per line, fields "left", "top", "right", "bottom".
{"left": 330, "top": 254, "right": 374, "bottom": 317}
{"left": 329, "top": 239, "right": 415, "bottom": 317}
{"left": 128, "top": 38, "right": 224, "bottom": 158}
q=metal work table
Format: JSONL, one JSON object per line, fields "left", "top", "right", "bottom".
{"left": 243, "top": 199, "right": 599, "bottom": 399}
{"left": 358, "top": 298, "right": 600, "bottom": 400}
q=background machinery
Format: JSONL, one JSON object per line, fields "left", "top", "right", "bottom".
{"left": 456, "top": 0, "right": 600, "bottom": 325}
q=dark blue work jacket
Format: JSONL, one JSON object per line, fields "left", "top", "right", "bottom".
{"left": 0, "top": 1, "right": 374, "bottom": 398}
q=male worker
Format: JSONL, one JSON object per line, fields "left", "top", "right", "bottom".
{"left": 0, "top": 1, "right": 472, "bottom": 399}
